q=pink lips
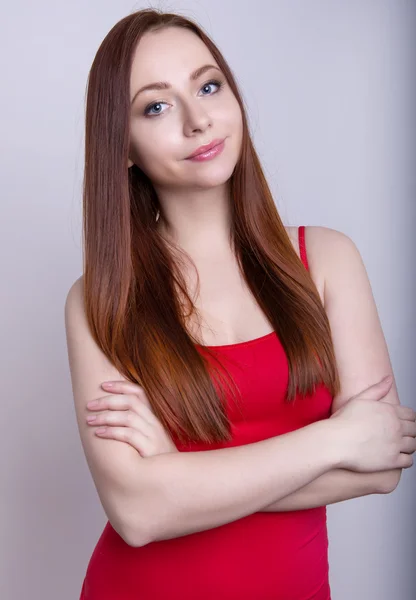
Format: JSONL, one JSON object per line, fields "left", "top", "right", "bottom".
{"left": 186, "top": 138, "right": 225, "bottom": 161}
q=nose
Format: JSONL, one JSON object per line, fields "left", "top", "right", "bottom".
{"left": 182, "top": 99, "right": 212, "bottom": 136}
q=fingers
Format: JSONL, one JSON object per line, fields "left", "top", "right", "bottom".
{"left": 101, "top": 380, "right": 151, "bottom": 408}
{"left": 99, "top": 381, "right": 165, "bottom": 427}
{"left": 88, "top": 382, "right": 177, "bottom": 458}
{"left": 400, "top": 436, "right": 416, "bottom": 455}
{"left": 94, "top": 425, "right": 153, "bottom": 456}
{"left": 88, "top": 408, "right": 154, "bottom": 438}
{"left": 401, "top": 419, "right": 416, "bottom": 437}
{"left": 399, "top": 410, "right": 416, "bottom": 455}
{"left": 89, "top": 392, "right": 158, "bottom": 427}
{"left": 397, "top": 453, "right": 414, "bottom": 469}
{"left": 397, "top": 405, "right": 416, "bottom": 422}
{"left": 352, "top": 376, "right": 393, "bottom": 401}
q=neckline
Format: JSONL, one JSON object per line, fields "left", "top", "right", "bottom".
{"left": 196, "top": 330, "right": 276, "bottom": 350}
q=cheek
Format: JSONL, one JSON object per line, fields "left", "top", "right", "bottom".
{"left": 229, "top": 100, "right": 243, "bottom": 134}
{"left": 216, "top": 99, "right": 243, "bottom": 149}
{"left": 130, "top": 129, "right": 167, "bottom": 170}
{"left": 229, "top": 108, "right": 243, "bottom": 155}
{"left": 133, "top": 138, "right": 181, "bottom": 184}
{"left": 219, "top": 100, "right": 243, "bottom": 147}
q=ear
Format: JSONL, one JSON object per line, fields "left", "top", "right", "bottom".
{"left": 128, "top": 157, "right": 134, "bottom": 168}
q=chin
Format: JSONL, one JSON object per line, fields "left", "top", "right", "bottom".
{"left": 188, "top": 160, "right": 237, "bottom": 187}
{"left": 190, "top": 174, "right": 233, "bottom": 190}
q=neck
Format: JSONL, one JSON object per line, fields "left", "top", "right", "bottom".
{"left": 154, "top": 182, "right": 233, "bottom": 258}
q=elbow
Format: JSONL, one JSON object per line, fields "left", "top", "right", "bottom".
{"left": 117, "top": 462, "right": 169, "bottom": 547}
{"left": 378, "top": 469, "right": 402, "bottom": 494}
{"left": 118, "top": 489, "right": 165, "bottom": 547}
{"left": 118, "top": 455, "right": 174, "bottom": 546}
{"left": 118, "top": 518, "right": 153, "bottom": 548}
{"left": 109, "top": 501, "right": 156, "bottom": 548}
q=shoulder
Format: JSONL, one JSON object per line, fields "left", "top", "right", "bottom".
{"left": 286, "top": 225, "right": 356, "bottom": 307}
{"left": 286, "top": 226, "right": 360, "bottom": 307}
{"left": 65, "top": 275, "right": 84, "bottom": 312}
{"left": 64, "top": 277, "right": 84, "bottom": 341}
{"left": 286, "top": 225, "right": 355, "bottom": 264}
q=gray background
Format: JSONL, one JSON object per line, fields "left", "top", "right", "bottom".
{"left": 1, "top": 1, "right": 415, "bottom": 598}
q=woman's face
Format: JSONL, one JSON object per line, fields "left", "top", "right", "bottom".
{"left": 128, "top": 27, "right": 243, "bottom": 190}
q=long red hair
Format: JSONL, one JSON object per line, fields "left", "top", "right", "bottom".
{"left": 82, "top": 9, "right": 340, "bottom": 444}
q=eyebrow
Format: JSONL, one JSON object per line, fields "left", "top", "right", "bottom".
{"left": 131, "top": 64, "right": 222, "bottom": 105}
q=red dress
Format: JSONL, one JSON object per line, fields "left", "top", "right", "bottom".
{"left": 80, "top": 226, "right": 333, "bottom": 599}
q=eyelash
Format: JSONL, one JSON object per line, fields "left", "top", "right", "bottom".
{"left": 143, "top": 79, "right": 224, "bottom": 117}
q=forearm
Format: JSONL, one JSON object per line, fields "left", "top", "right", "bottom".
{"left": 259, "top": 468, "right": 401, "bottom": 512}
{"left": 130, "top": 420, "right": 341, "bottom": 546}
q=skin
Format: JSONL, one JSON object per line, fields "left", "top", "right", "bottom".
{"left": 86, "top": 25, "right": 248, "bottom": 451}
{"left": 87, "top": 26, "right": 416, "bottom": 466}
{"left": 128, "top": 26, "right": 243, "bottom": 256}
{"left": 80, "top": 26, "right": 416, "bottom": 518}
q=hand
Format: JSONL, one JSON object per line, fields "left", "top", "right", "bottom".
{"left": 331, "top": 376, "right": 416, "bottom": 473}
{"left": 86, "top": 380, "right": 179, "bottom": 457}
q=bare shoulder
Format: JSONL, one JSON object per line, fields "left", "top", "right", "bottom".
{"left": 298, "top": 226, "right": 362, "bottom": 303}
{"left": 65, "top": 275, "right": 83, "bottom": 309}
{"left": 286, "top": 224, "right": 351, "bottom": 263}
{"left": 285, "top": 225, "right": 351, "bottom": 306}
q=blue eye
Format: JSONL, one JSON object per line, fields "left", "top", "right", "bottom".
{"left": 199, "top": 80, "right": 222, "bottom": 96}
{"left": 143, "top": 79, "right": 224, "bottom": 117}
{"left": 144, "top": 101, "right": 167, "bottom": 117}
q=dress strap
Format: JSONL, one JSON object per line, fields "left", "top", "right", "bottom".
{"left": 298, "top": 226, "right": 309, "bottom": 271}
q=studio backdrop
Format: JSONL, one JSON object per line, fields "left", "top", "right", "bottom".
{"left": 1, "top": 1, "right": 415, "bottom": 599}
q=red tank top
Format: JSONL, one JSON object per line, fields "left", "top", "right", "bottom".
{"left": 80, "top": 226, "right": 333, "bottom": 600}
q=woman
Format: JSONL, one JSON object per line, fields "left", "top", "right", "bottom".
{"left": 64, "top": 9, "right": 416, "bottom": 600}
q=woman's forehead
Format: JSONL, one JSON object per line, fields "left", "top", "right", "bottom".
{"left": 130, "top": 28, "right": 214, "bottom": 80}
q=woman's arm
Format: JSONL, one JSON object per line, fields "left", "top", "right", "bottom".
{"left": 306, "top": 227, "right": 401, "bottom": 415}
{"left": 141, "top": 229, "right": 405, "bottom": 525}
{"left": 66, "top": 278, "right": 349, "bottom": 549}
{"left": 262, "top": 227, "right": 404, "bottom": 514}
{"left": 259, "top": 468, "right": 400, "bottom": 512}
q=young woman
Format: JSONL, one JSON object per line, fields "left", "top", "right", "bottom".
{"left": 64, "top": 9, "right": 416, "bottom": 600}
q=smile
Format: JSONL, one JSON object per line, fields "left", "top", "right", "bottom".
{"left": 186, "top": 139, "right": 225, "bottom": 162}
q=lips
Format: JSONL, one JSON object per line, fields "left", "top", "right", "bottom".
{"left": 186, "top": 138, "right": 225, "bottom": 159}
